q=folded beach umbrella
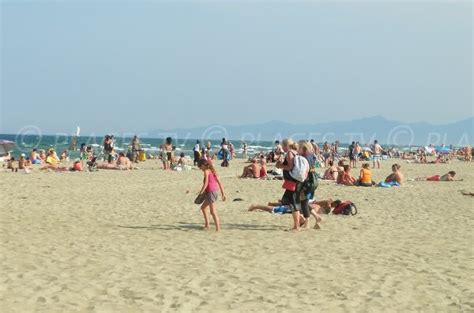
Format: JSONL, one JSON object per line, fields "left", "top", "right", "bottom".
{"left": 0, "top": 140, "right": 15, "bottom": 156}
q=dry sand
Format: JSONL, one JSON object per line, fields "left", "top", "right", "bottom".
{"left": 1, "top": 159, "right": 473, "bottom": 312}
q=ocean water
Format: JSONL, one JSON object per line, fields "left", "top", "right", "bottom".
{"left": 0, "top": 134, "right": 283, "bottom": 158}
{"left": 1, "top": 134, "right": 419, "bottom": 159}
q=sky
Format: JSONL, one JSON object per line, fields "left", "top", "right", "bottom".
{"left": 1, "top": 1, "right": 472, "bottom": 135}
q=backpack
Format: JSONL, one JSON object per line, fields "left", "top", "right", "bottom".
{"left": 290, "top": 154, "right": 309, "bottom": 182}
{"left": 332, "top": 201, "right": 357, "bottom": 216}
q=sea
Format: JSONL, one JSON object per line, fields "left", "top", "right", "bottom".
{"left": 0, "top": 134, "right": 420, "bottom": 159}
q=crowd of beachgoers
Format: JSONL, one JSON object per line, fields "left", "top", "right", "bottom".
{"left": 1, "top": 135, "right": 471, "bottom": 232}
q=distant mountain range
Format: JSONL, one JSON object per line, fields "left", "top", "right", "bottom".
{"left": 147, "top": 116, "right": 473, "bottom": 146}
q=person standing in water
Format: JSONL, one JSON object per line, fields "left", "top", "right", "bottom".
{"left": 242, "top": 142, "right": 248, "bottom": 159}
{"left": 162, "top": 137, "right": 174, "bottom": 170}
{"left": 220, "top": 138, "right": 230, "bottom": 167}
{"left": 193, "top": 140, "right": 201, "bottom": 166}
{"left": 131, "top": 135, "right": 141, "bottom": 163}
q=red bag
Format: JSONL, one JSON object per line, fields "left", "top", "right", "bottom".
{"left": 332, "top": 201, "right": 357, "bottom": 215}
{"left": 282, "top": 179, "right": 297, "bottom": 191}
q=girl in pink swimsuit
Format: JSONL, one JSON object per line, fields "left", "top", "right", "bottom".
{"left": 197, "top": 159, "right": 226, "bottom": 231}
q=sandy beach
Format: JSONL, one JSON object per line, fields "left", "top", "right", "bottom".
{"left": 1, "top": 159, "right": 473, "bottom": 312}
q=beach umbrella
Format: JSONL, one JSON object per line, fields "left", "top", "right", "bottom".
{"left": 435, "top": 146, "right": 451, "bottom": 154}
{"left": 0, "top": 140, "right": 15, "bottom": 156}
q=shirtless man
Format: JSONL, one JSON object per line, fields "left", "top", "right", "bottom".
{"left": 385, "top": 164, "right": 404, "bottom": 185}
{"left": 310, "top": 139, "right": 320, "bottom": 155}
{"left": 372, "top": 140, "right": 384, "bottom": 169}
{"left": 241, "top": 159, "right": 261, "bottom": 178}
{"left": 464, "top": 145, "right": 472, "bottom": 162}
{"left": 274, "top": 140, "right": 284, "bottom": 159}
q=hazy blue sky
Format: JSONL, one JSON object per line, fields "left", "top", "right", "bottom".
{"left": 1, "top": 1, "right": 472, "bottom": 135}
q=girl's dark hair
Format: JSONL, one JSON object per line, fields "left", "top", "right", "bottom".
{"left": 166, "top": 137, "right": 172, "bottom": 144}
{"left": 332, "top": 200, "right": 342, "bottom": 207}
{"left": 180, "top": 153, "right": 185, "bottom": 157}
{"left": 448, "top": 171, "right": 456, "bottom": 176}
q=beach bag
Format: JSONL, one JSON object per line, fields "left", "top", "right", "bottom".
{"left": 282, "top": 180, "right": 297, "bottom": 191}
{"left": 290, "top": 155, "right": 309, "bottom": 182}
{"left": 303, "top": 170, "right": 319, "bottom": 194}
{"left": 194, "top": 193, "right": 206, "bottom": 205}
{"left": 333, "top": 201, "right": 357, "bottom": 216}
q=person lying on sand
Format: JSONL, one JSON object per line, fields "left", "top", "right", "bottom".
{"left": 385, "top": 164, "right": 404, "bottom": 185}
{"left": 249, "top": 202, "right": 320, "bottom": 229}
{"left": 414, "top": 171, "right": 462, "bottom": 182}
{"left": 249, "top": 199, "right": 341, "bottom": 229}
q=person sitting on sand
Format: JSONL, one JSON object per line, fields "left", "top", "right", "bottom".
{"left": 415, "top": 171, "right": 461, "bottom": 182}
{"left": 259, "top": 155, "right": 268, "bottom": 178}
{"left": 385, "top": 164, "right": 404, "bottom": 185}
{"left": 177, "top": 153, "right": 187, "bottom": 167}
{"left": 337, "top": 165, "right": 356, "bottom": 186}
{"left": 60, "top": 149, "right": 69, "bottom": 162}
{"left": 70, "top": 160, "right": 83, "bottom": 172}
{"left": 241, "top": 159, "right": 261, "bottom": 178}
{"left": 6, "top": 157, "right": 18, "bottom": 172}
{"left": 39, "top": 150, "right": 47, "bottom": 162}
{"left": 357, "top": 163, "right": 375, "bottom": 187}
{"left": 116, "top": 152, "right": 132, "bottom": 170}
{"left": 322, "top": 160, "right": 338, "bottom": 180}
{"left": 30, "top": 149, "right": 41, "bottom": 164}
{"left": 41, "top": 149, "right": 59, "bottom": 170}
{"left": 335, "top": 160, "right": 345, "bottom": 181}
{"left": 18, "top": 154, "right": 26, "bottom": 170}
{"left": 40, "top": 150, "right": 70, "bottom": 171}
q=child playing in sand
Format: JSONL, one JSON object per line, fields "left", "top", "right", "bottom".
{"left": 197, "top": 159, "right": 226, "bottom": 231}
